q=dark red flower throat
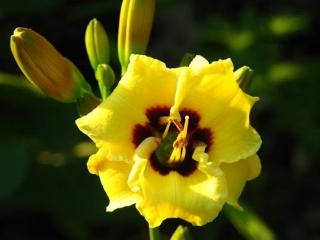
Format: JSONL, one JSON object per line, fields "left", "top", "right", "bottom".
{"left": 133, "top": 106, "right": 213, "bottom": 176}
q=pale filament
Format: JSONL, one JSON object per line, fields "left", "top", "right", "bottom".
{"left": 160, "top": 116, "right": 183, "bottom": 139}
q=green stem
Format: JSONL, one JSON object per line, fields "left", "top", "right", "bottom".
{"left": 149, "top": 227, "right": 160, "bottom": 240}
{"left": 121, "top": 65, "right": 127, "bottom": 77}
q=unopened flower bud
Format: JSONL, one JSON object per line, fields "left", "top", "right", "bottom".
{"left": 95, "top": 64, "right": 115, "bottom": 99}
{"left": 11, "top": 27, "right": 92, "bottom": 102}
{"left": 85, "top": 18, "right": 110, "bottom": 70}
{"left": 235, "top": 66, "right": 254, "bottom": 92}
{"left": 118, "top": 0, "right": 155, "bottom": 74}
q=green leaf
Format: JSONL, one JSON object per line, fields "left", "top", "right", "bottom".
{"left": 0, "top": 139, "right": 29, "bottom": 198}
{"left": 0, "top": 72, "right": 41, "bottom": 94}
{"left": 268, "top": 14, "right": 309, "bottom": 37}
{"left": 224, "top": 205, "right": 277, "bottom": 240}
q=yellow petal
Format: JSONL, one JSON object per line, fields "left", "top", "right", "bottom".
{"left": 89, "top": 151, "right": 137, "bottom": 211}
{"left": 207, "top": 91, "right": 261, "bottom": 164}
{"left": 246, "top": 154, "right": 262, "bottom": 180}
{"left": 173, "top": 58, "right": 238, "bottom": 123}
{"left": 189, "top": 55, "right": 209, "bottom": 71}
{"left": 121, "top": 55, "right": 179, "bottom": 109}
{"left": 128, "top": 137, "right": 159, "bottom": 192}
{"left": 76, "top": 55, "right": 178, "bottom": 163}
{"left": 172, "top": 56, "right": 261, "bottom": 163}
{"left": 220, "top": 154, "right": 261, "bottom": 208}
{"left": 76, "top": 89, "right": 146, "bottom": 163}
{"left": 130, "top": 149, "right": 227, "bottom": 227}
{"left": 170, "top": 68, "right": 190, "bottom": 119}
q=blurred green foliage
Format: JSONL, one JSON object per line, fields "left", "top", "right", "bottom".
{"left": 1, "top": 0, "right": 320, "bottom": 239}
{"left": 224, "top": 205, "right": 277, "bottom": 240}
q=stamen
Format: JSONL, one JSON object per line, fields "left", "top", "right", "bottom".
{"left": 160, "top": 116, "right": 183, "bottom": 139}
{"left": 172, "top": 119, "right": 183, "bottom": 132}
{"left": 181, "top": 146, "right": 186, "bottom": 161}
{"left": 162, "top": 120, "right": 171, "bottom": 139}
{"left": 168, "top": 115, "right": 190, "bottom": 164}
{"left": 169, "top": 147, "right": 180, "bottom": 163}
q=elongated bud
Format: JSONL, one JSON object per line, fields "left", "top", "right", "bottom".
{"left": 85, "top": 18, "right": 110, "bottom": 70}
{"left": 118, "top": 0, "right": 155, "bottom": 74}
{"left": 95, "top": 64, "right": 115, "bottom": 99}
{"left": 235, "top": 66, "right": 254, "bottom": 92}
{"left": 11, "top": 27, "right": 92, "bottom": 102}
{"left": 170, "top": 225, "right": 192, "bottom": 240}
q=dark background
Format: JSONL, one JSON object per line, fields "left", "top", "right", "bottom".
{"left": 0, "top": 0, "right": 319, "bottom": 239}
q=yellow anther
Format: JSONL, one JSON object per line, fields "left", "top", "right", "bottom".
{"left": 169, "top": 147, "right": 180, "bottom": 163}
{"left": 181, "top": 147, "right": 186, "bottom": 162}
{"left": 168, "top": 115, "right": 190, "bottom": 164}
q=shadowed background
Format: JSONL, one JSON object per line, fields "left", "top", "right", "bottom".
{"left": 0, "top": 0, "right": 319, "bottom": 239}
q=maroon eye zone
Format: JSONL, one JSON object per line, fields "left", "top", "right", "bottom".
{"left": 190, "top": 128, "right": 213, "bottom": 151}
{"left": 150, "top": 149, "right": 198, "bottom": 176}
{"left": 132, "top": 124, "right": 153, "bottom": 147}
{"left": 132, "top": 105, "right": 213, "bottom": 176}
{"left": 180, "top": 108, "right": 200, "bottom": 132}
{"left": 145, "top": 105, "right": 170, "bottom": 132}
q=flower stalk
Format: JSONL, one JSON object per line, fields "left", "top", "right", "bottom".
{"left": 149, "top": 227, "right": 160, "bottom": 240}
{"left": 170, "top": 225, "right": 192, "bottom": 240}
{"left": 95, "top": 64, "right": 115, "bottom": 99}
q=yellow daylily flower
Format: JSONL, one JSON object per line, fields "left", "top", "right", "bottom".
{"left": 76, "top": 54, "right": 262, "bottom": 227}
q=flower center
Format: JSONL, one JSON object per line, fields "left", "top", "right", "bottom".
{"left": 162, "top": 115, "right": 189, "bottom": 164}
{"left": 132, "top": 105, "right": 213, "bottom": 176}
